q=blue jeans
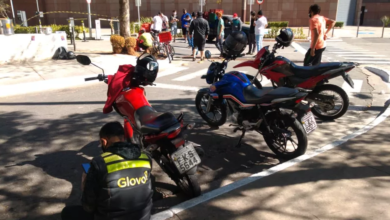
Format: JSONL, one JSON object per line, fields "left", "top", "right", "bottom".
{"left": 171, "top": 25, "right": 177, "bottom": 36}
{"left": 188, "top": 35, "right": 193, "bottom": 47}
{"left": 255, "top": 34, "right": 264, "bottom": 52}
{"left": 215, "top": 36, "right": 224, "bottom": 54}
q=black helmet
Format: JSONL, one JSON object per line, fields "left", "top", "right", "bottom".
{"left": 67, "top": 51, "right": 76, "bottom": 59}
{"left": 222, "top": 31, "right": 248, "bottom": 57}
{"left": 134, "top": 53, "right": 159, "bottom": 85}
{"left": 276, "top": 28, "right": 294, "bottom": 47}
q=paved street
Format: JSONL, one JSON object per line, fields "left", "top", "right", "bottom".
{"left": 1, "top": 38, "right": 389, "bottom": 219}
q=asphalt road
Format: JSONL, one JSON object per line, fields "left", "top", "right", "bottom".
{"left": 0, "top": 50, "right": 386, "bottom": 219}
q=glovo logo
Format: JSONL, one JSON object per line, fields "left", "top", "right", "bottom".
{"left": 117, "top": 171, "right": 148, "bottom": 188}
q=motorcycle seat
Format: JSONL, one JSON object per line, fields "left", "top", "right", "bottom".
{"left": 134, "top": 106, "right": 178, "bottom": 134}
{"left": 243, "top": 85, "right": 300, "bottom": 104}
{"left": 290, "top": 62, "right": 343, "bottom": 79}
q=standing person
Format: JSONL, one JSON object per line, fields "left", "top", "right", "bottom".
{"left": 186, "top": 12, "right": 197, "bottom": 49}
{"left": 215, "top": 12, "right": 225, "bottom": 58}
{"left": 254, "top": 10, "right": 268, "bottom": 52}
{"left": 247, "top": 11, "right": 256, "bottom": 55}
{"left": 170, "top": 10, "right": 179, "bottom": 42}
{"left": 181, "top": 9, "right": 192, "bottom": 43}
{"left": 61, "top": 122, "right": 153, "bottom": 220}
{"left": 304, "top": 4, "right": 335, "bottom": 66}
{"left": 151, "top": 12, "right": 163, "bottom": 36}
{"left": 161, "top": 13, "right": 169, "bottom": 32}
{"left": 190, "top": 11, "right": 210, "bottom": 61}
{"left": 231, "top": 13, "right": 242, "bottom": 32}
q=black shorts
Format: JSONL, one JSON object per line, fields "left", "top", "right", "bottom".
{"left": 193, "top": 37, "right": 206, "bottom": 51}
{"left": 182, "top": 28, "right": 187, "bottom": 36}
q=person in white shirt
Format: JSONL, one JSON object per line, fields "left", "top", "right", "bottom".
{"left": 152, "top": 12, "right": 163, "bottom": 34}
{"left": 254, "top": 10, "right": 268, "bottom": 52}
{"left": 161, "top": 13, "right": 169, "bottom": 32}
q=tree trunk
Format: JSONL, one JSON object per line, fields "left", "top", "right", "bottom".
{"left": 382, "top": 25, "right": 385, "bottom": 38}
{"left": 119, "top": 0, "right": 130, "bottom": 38}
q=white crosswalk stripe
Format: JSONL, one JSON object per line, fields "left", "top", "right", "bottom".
{"left": 157, "top": 67, "right": 188, "bottom": 78}
{"left": 172, "top": 69, "right": 208, "bottom": 81}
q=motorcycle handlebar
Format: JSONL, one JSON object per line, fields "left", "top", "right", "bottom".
{"left": 84, "top": 77, "right": 98, "bottom": 81}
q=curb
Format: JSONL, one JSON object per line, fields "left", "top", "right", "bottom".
{"left": 150, "top": 104, "right": 390, "bottom": 220}
{"left": 365, "top": 66, "right": 390, "bottom": 83}
{"left": 0, "top": 58, "right": 171, "bottom": 98}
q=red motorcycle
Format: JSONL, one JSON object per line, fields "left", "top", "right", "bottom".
{"left": 234, "top": 43, "right": 356, "bottom": 120}
{"left": 76, "top": 55, "right": 201, "bottom": 198}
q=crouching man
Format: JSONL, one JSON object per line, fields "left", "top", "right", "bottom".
{"left": 61, "top": 122, "right": 153, "bottom": 220}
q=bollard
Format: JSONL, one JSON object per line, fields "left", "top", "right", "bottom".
{"left": 35, "top": 26, "right": 38, "bottom": 33}
{"left": 332, "top": 27, "right": 334, "bottom": 37}
{"left": 72, "top": 26, "right": 76, "bottom": 51}
{"left": 83, "top": 30, "right": 87, "bottom": 42}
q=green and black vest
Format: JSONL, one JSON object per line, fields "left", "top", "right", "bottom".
{"left": 94, "top": 148, "right": 153, "bottom": 220}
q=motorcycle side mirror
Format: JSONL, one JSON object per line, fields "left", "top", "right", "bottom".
{"left": 205, "top": 50, "right": 211, "bottom": 59}
{"left": 76, "top": 55, "right": 91, "bottom": 65}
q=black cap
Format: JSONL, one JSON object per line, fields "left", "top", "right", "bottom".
{"left": 197, "top": 11, "right": 203, "bottom": 18}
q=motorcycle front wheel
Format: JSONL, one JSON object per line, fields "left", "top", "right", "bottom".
{"left": 260, "top": 112, "right": 308, "bottom": 160}
{"left": 310, "top": 84, "right": 349, "bottom": 120}
{"left": 195, "top": 91, "right": 227, "bottom": 127}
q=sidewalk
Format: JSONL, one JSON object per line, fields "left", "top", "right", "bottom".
{"left": 158, "top": 109, "right": 390, "bottom": 220}
{"left": 0, "top": 40, "right": 174, "bottom": 97}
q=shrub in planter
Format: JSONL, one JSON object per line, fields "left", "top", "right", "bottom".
{"left": 125, "top": 37, "right": 139, "bottom": 56}
{"left": 335, "top": 22, "right": 344, "bottom": 28}
{"left": 110, "top": 35, "right": 125, "bottom": 54}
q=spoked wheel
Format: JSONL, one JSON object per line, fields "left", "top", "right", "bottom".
{"left": 261, "top": 112, "right": 307, "bottom": 160}
{"left": 195, "top": 92, "right": 227, "bottom": 127}
{"left": 168, "top": 44, "right": 175, "bottom": 57}
{"left": 173, "top": 174, "right": 201, "bottom": 198}
{"left": 310, "top": 84, "right": 349, "bottom": 120}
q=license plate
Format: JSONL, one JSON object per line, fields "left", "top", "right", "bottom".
{"left": 343, "top": 74, "right": 354, "bottom": 88}
{"left": 171, "top": 143, "right": 201, "bottom": 174}
{"left": 301, "top": 111, "right": 317, "bottom": 134}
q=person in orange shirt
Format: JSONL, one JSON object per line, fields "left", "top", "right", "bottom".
{"left": 304, "top": 4, "right": 336, "bottom": 66}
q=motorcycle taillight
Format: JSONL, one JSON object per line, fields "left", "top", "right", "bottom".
{"left": 167, "top": 127, "right": 181, "bottom": 139}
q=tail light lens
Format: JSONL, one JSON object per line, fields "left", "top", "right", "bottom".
{"left": 171, "top": 137, "right": 185, "bottom": 148}
{"left": 295, "top": 97, "right": 305, "bottom": 103}
{"left": 167, "top": 127, "right": 181, "bottom": 139}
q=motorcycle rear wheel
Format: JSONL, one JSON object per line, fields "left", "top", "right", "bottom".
{"left": 261, "top": 112, "right": 308, "bottom": 160}
{"left": 195, "top": 91, "right": 227, "bottom": 127}
{"left": 310, "top": 84, "right": 349, "bottom": 120}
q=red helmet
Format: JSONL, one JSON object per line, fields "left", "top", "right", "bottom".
{"left": 233, "top": 13, "right": 238, "bottom": 18}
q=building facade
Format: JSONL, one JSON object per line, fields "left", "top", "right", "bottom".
{"left": 10, "top": 0, "right": 390, "bottom": 28}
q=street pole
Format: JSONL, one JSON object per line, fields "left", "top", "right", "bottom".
{"left": 10, "top": 0, "right": 15, "bottom": 22}
{"left": 87, "top": 1, "right": 92, "bottom": 39}
{"left": 35, "top": 0, "right": 42, "bottom": 33}
{"left": 242, "top": 0, "right": 247, "bottom": 23}
{"left": 356, "top": 12, "right": 361, "bottom": 38}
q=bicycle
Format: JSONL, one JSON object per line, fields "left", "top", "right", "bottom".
{"left": 151, "top": 30, "right": 175, "bottom": 63}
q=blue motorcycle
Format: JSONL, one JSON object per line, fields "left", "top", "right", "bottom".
{"left": 195, "top": 51, "right": 317, "bottom": 160}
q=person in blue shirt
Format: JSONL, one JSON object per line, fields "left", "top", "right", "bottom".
{"left": 181, "top": 8, "right": 192, "bottom": 43}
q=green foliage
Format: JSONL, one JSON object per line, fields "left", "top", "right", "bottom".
{"left": 335, "top": 21, "right": 344, "bottom": 28}
{"left": 264, "top": 27, "right": 306, "bottom": 39}
{"left": 264, "top": 27, "right": 279, "bottom": 38}
{"left": 244, "top": 21, "right": 288, "bottom": 28}
{"left": 14, "top": 24, "right": 88, "bottom": 39}
{"left": 291, "top": 27, "right": 306, "bottom": 39}
{"left": 382, "top": 16, "right": 390, "bottom": 27}
{"left": 268, "top": 21, "right": 289, "bottom": 28}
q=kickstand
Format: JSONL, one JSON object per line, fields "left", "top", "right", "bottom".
{"left": 236, "top": 129, "right": 246, "bottom": 148}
